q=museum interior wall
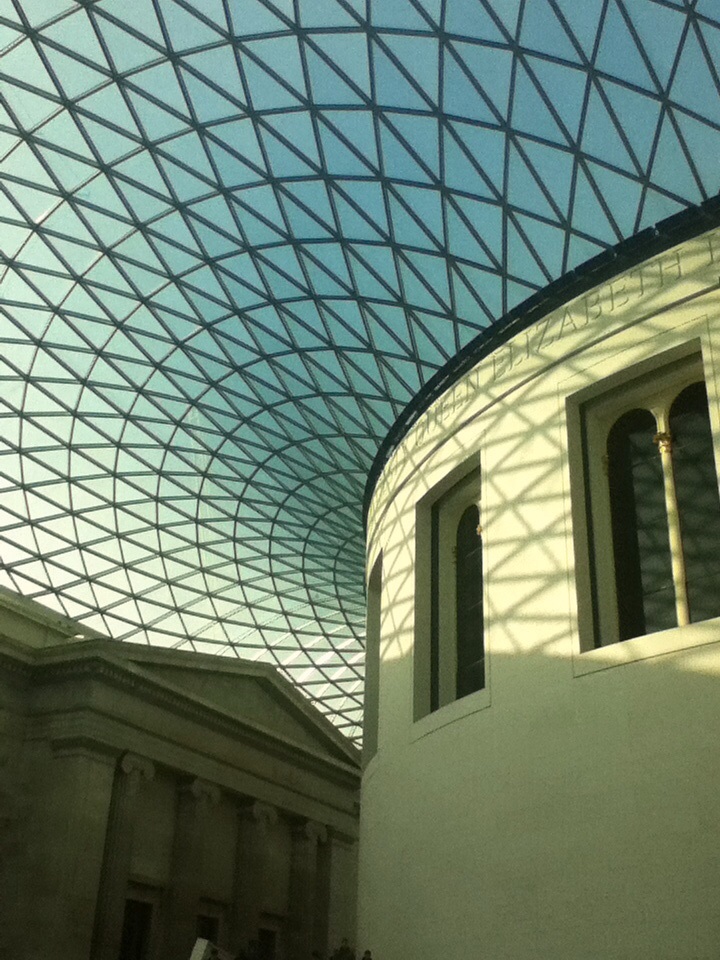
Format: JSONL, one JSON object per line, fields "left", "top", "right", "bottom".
{"left": 359, "top": 225, "right": 720, "bottom": 960}
{"left": 0, "top": 587, "right": 360, "bottom": 960}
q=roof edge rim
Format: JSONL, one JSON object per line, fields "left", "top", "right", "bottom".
{"left": 362, "top": 194, "right": 720, "bottom": 530}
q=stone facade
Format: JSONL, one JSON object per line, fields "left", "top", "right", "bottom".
{"left": 0, "top": 587, "right": 360, "bottom": 960}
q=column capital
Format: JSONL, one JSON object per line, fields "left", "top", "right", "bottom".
{"left": 184, "top": 777, "right": 221, "bottom": 806}
{"left": 119, "top": 752, "right": 155, "bottom": 785}
{"left": 292, "top": 819, "right": 328, "bottom": 844}
{"left": 241, "top": 800, "right": 278, "bottom": 826}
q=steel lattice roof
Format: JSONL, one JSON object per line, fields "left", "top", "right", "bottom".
{"left": 1, "top": 0, "right": 719, "bottom": 741}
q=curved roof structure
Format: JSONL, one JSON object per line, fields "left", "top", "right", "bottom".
{"left": 1, "top": 0, "right": 719, "bottom": 741}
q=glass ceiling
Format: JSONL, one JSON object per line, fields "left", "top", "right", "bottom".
{"left": 1, "top": 0, "right": 719, "bottom": 741}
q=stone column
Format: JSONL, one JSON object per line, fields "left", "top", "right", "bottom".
{"left": 91, "top": 752, "right": 155, "bottom": 960}
{"left": 22, "top": 742, "right": 117, "bottom": 960}
{"left": 314, "top": 827, "right": 333, "bottom": 957}
{"left": 230, "top": 801, "right": 278, "bottom": 954}
{"left": 287, "top": 820, "right": 327, "bottom": 960}
{"left": 164, "top": 777, "right": 221, "bottom": 960}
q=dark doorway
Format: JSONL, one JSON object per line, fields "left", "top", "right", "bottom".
{"left": 118, "top": 899, "right": 153, "bottom": 960}
{"left": 196, "top": 914, "right": 220, "bottom": 944}
{"left": 258, "top": 927, "right": 277, "bottom": 960}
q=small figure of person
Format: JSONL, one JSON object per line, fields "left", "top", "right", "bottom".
{"left": 332, "top": 938, "right": 355, "bottom": 960}
{"left": 361, "top": 952, "right": 372, "bottom": 960}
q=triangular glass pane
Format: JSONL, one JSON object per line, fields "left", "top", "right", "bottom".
{"left": 300, "top": 0, "right": 359, "bottom": 28}
{"left": 584, "top": 162, "right": 643, "bottom": 236}
{"left": 511, "top": 62, "right": 568, "bottom": 142}
{"left": 96, "top": 17, "right": 160, "bottom": 73}
{"left": 158, "top": 0, "right": 224, "bottom": 50}
{"left": 625, "top": 2, "right": 686, "bottom": 88}
{"left": 507, "top": 145, "right": 556, "bottom": 220}
{"left": 132, "top": 60, "right": 190, "bottom": 115}
{"left": 0, "top": 78, "right": 57, "bottom": 129}
{"left": 651, "top": 114, "right": 701, "bottom": 199}
{"left": 395, "top": 184, "right": 444, "bottom": 245}
{"left": 208, "top": 118, "right": 265, "bottom": 172}
{"left": 379, "top": 122, "right": 433, "bottom": 183}
{"left": 42, "top": 46, "right": 106, "bottom": 100}
{"left": 553, "top": 0, "right": 604, "bottom": 57}
{"left": 673, "top": 112, "right": 720, "bottom": 190}
{"left": 442, "top": 53, "right": 496, "bottom": 124}
{"left": 161, "top": 130, "right": 215, "bottom": 180}
{"left": 445, "top": 0, "right": 505, "bottom": 42}
{"left": 78, "top": 84, "right": 140, "bottom": 137}
{"left": 108, "top": 1, "right": 165, "bottom": 47}
{"left": 311, "top": 33, "right": 372, "bottom": 97}
{"left": 596, "top": 0, "right": 655, "bottom": 90}
{"left": 446, "top": 205, "right": 494, "bottom": 268}
{"left": 372, "top": 44, "right": 429, "bottom": 110}
{"left": 581, "top": 84, "right": 637, "bottom": 172}
{"left": 40, "top": 8, "right": 108, "bottom": 63}
{"left": 371, "top": 0, "right": 430, "bottom": 30}
{"left": 130, "top": 93, "right": 189, "bottom": 140}
{"left": 520, "top": 137, "right": 574, "bottom": 215}
{"left": 520, "top": 0, "right": 582, "bottom": 62}
{"left": 306, "top": 47, "right": 365, "bottom": 106}
{"left": 332, "top": 180, "right": 388, "bottom": 237}
{"left": 387, "top": 113, "right": 439, "bottom": 175}
{"left": 529, "top": 57, "right": 589, "bottom": 141}
{"left": 36, "top": 111, "right": 95, "bottom": 161}
{"left": 2, "top": 37, "right": 57, "bottom": 92}
{"left": 403, "top": 250, "right": 450, "bottom": 307}
{"left": 227, "top": 0, "right": 287, "bottom": 36}
{"left": 640, "top": 187, "right": 686, "bottom": 225}
{"left": 601, "top": 79, "right": 662, "bottom": 168}
{"left": 242, "top": 56, "right": 303, "bottom": 112}
{"left": 571, "top": 167, "right": 619, "bottom": 244}
{"left": 670, "top": 27, "right": 720, "bottom": 126}
{"left": 245, "top": 36, "right": 307, "bottom": 99}
{"left": 383, "top": 34, "right": 439, "bottom": 101}
{"left": 507, "top": 219, "right": 549, "bottom": 287}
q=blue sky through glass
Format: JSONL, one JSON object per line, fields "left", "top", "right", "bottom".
{"left": 0, "top": 0, "right": 719, "bottom": 740}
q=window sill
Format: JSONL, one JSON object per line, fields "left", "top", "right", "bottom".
{"left": 573, "top": 616, "right": 720, "bottom": 676}
{"left": 411, "top": 686, "right": 491, "bottom": 741}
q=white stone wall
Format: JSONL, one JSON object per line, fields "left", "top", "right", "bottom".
{"left": 359, "top": 227, "right": 720, "bottom": 960}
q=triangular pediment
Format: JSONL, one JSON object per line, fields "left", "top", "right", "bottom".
{"left": 122, "top": 647, "right": 358, "bottom": 767}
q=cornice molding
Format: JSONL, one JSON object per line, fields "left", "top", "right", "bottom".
{"left": 19, "top": 646, "right": 360, "bottom": 790}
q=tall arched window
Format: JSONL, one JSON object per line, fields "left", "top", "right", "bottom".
{"left": 606, "top": 408, "right": 674, "bottom": 640}
{"left": 455, "top": 504, "right": 484, "bottom": 697}
{"left": 669, "top": 381, "right": 720, "bottom": 624}
{"left": 416, "top": 466, "right": 484, "bottom": 718}
{"left": 579, "top": 356, "right": 720, "bottom": 648}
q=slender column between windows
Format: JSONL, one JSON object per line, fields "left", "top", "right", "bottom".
{"left": 653, "top": 425, "right": 690, "bottom": 627}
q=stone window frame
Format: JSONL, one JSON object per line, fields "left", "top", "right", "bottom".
{"left": 414, "top": 459, "right": 486, "bottom": 724}
{"left": 564, "top": 327, "right": 720, "bottom": 672}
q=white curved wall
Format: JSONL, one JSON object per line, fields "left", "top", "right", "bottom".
{"left": 359, "top": 228, "right": 720, "bottom": 960}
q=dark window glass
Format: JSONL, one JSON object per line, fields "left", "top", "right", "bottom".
{"left": 455, "top": 503, "right": 484, "bottom": 697}
{"left": 670, "top": 381, "right": 720, "bottom": 623}
{"left": 430, "top": 500, "right": 440, "bottom": 712}
{"left": 196, "top": 915, "right": 219, "bottom": 943}
{"left": 607, "top": 408, "right": 675, "bottom": 639}
{"left": 258, "top": 928, "right": 277, "bottom": 960}
{"left": 118, "top": 899, "right": 152, "bottom": 960}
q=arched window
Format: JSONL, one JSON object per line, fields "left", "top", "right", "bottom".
{"left": 416, "top": 466, "right": 484, "bottom": 718}
{"left": 669, "top": 382, "right": 720, "bottom": 623}
{"left": 579, "top": 357, "right": 720, "bottom": 648}
{"left": 455, "top": 504, "right": 484, "bottom": 697}
{"left": 606, "top": 408, "right": 674, "bottom": 640}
